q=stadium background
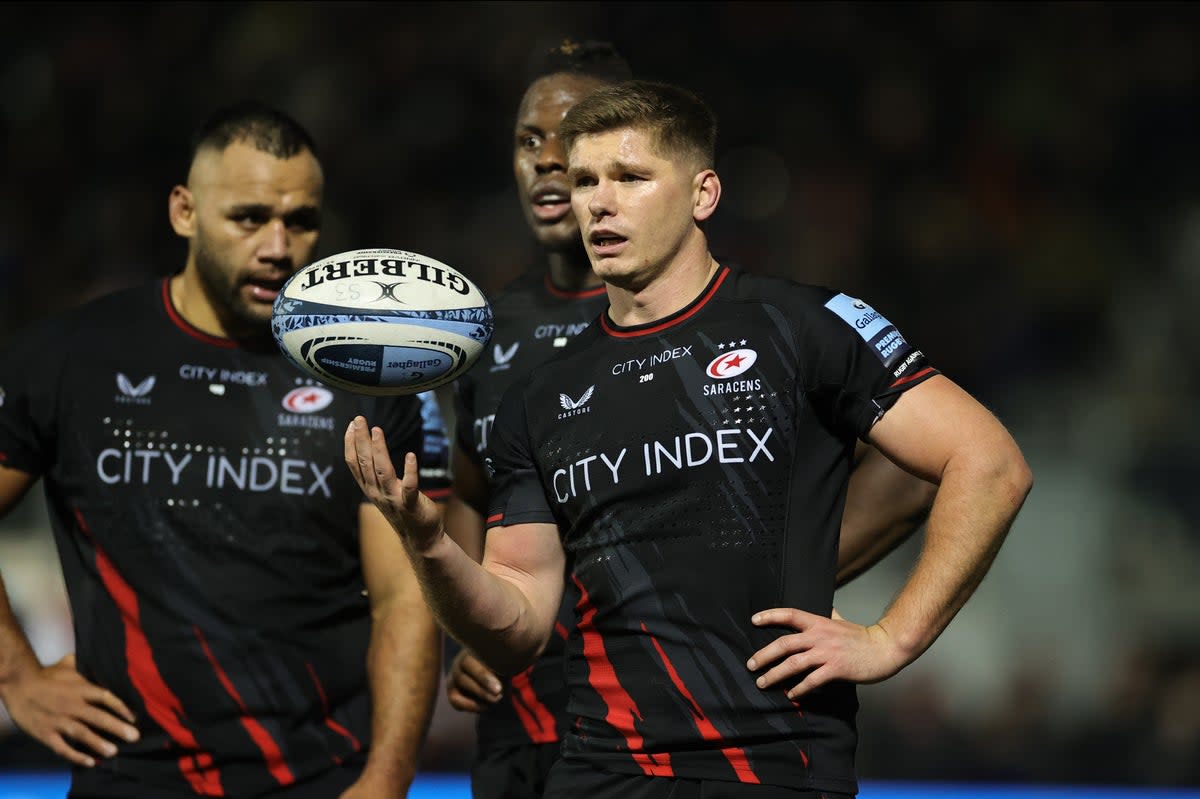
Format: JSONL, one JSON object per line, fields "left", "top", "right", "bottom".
{"left": 1, "top": 1, "right": 1198, "bottom": 795}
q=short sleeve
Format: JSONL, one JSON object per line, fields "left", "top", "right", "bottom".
{"left": 484, "top": 383, "right": 554, "bottom": 530}
{"left": 0, "top": 320, "right": 62, "bottom": 473}
{"left": 799, "top": 291, "right": 938, "bottom": 440}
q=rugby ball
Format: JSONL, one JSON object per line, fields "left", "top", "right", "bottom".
{"left": 271, "top": 248, "right": 493, "bottom": 396}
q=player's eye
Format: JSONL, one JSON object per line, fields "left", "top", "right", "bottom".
{"left": 284, "top": 210, "right": 321, "bottom": 233}
{"left": 572, "top": 175, "right": 596, "bottom": 188}
{"left": 232, "top": 213, "right": 268, "bottom": 228}
{"left": 519, "top": 135, "right": 541, "bottom": 150}
{"left": 619, "top": 173, "right": 645, "bottom": 183}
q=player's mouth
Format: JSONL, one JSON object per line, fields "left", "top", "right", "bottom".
{"left": 531, "top": 185, "right": 571, "bottom": 223}
{"left": 589, "top": 229, "right": 628, "bottom": 256}
{"left": 246, "top": 276, "right": 286, "bottom": 303}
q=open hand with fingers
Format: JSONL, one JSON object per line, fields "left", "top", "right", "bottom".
{"left": 446, "top": 649, "right": 504, "bottom": 713}
{"left": 0, "top": 654, "right": 139, "bottom": 768}
{"left": 745, "top": 608, "right": 909, "bottom": 700}
{"left": 344, "top": 416, "right": 443, "bottom": 553}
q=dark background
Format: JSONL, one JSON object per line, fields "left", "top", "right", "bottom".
{"left": 1, "top": 0, "right": 1198, "bottom": 786}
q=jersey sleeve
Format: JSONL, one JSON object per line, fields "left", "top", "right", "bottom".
{"left": 0, "top": 320, "right": 63, "bottom": 473}
{"left": 796, "top": 290, "right": 938, "bottom": 441}
{"left": 484, "top": 382, "right": 554, "bottom": 530}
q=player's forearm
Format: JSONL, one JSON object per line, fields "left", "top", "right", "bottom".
{"left": 410, "top": 532, "right": 548, "bottom": 676}
{"left": 876, "top": 443, "right": 1032, "bottom": 662}
{"left": 443, "top": 494, "right": 485, "bottom": 564}
{"left": 360, "top": 598, "right": 440, "bottom": 793}
{"left": 0, "top": 578, "right": 41, "bottom": 702}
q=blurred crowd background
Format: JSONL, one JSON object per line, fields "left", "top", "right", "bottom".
{"left": 1, "top": 0, "right": 1198, "bottom": 788}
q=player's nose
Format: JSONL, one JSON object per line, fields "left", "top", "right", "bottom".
{"left": 588, "top": 178, "right": 615, "bottom": 218}
{"left": 258, "top": 219, "right": 290, "bottom": 261}
{"left": 535, "top": 135, "right": 566, "bottom": 174}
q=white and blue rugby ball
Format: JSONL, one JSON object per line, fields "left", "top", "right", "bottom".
{"left": 272, "top": 248, "right": 493, "bottom": 396}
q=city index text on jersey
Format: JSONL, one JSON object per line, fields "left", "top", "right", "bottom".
{"left": 300, "top": 257, "right": 471, "bottom": 295}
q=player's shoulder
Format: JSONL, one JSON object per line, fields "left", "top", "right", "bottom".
{"left": 723, "top": 267, "right": 839, "bottom": 310}
{"left": 485, "top": 269, "right": 546, "bottom": 310}
{"left": 4, "top": 279, "right": 160, "bottom": 352}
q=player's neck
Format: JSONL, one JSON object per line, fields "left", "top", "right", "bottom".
{"left": 171, "top": 271, "right": 229, "bottom": 338}
{"left": 170, "top": 270, "right": 267, "bottom": 345}
{"left": 545, "top": 248, "right": 602, "bottom": 293}
{"left": 607, "top": 244, "right": 718, "bottom": 328}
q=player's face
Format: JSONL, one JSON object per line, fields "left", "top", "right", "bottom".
{"left": 189, "top": 142, "right": 323, "bottom": 329}
{"left": 513, "top": 73, "right": 608, "bottom": 250}
{"left": 568, "top": 126, "right": 703, "bottom": 290}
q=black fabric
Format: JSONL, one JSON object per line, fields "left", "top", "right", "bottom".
{"left": 452, "top": 270, "right": 608, "bottom": 756}
{"left": 487, "top": 266, "right": 936, "bottom": 793}
{"left": 470, "top": 741, "right": 563, "bottom": 799}
{"left": 0, "top": 279, "right": 446, "bottom": 797}
{"left": 545, "top": 759, "right": 855, "bottom": 799}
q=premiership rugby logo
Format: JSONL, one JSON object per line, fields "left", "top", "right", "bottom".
{"left": 705, "top": 348, "right": 757, "bottom": 379}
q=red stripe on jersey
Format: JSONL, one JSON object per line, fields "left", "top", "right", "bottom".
{"left": 160, "top": 279, "right": 238, "bottom": 348}
{"left": 422, "top": 487, "right": 451, "bottom": 501}
{"left": 73, "top": 508, "right": 224, "bottom": 796}
{"left": 555, "top": 621, "right": 570, "bottom": 641}
{"left": 543, "top": 274, "right": 608, "bottom": 300}
{"left": 194, "top": 627, "right": 295, "bottom": 786}
{"left": 306, "top": 662, "right": 362, "bottom": 762}
{"left": 509, "top": 667, "right": 559, "bottom": 744}
{"left": 573, "top": 576, "right": 673, "bottom": 776}
{"left": 486, "top": 513, "right": 504, "bottom": 524}
{"left": 889, "top": 366, "right": 935, "bottom": 389}
{"left": 599, "top": 267, "right": 730, "bottom": 339}
{"left": 642, "top": 624, "right": 761, "bottom": 784}
{"left": 790, "top": 700, "right": 810, "bottom": 768}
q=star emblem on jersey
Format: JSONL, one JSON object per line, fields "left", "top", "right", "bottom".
{"left": 281, "top": 386, "right": 334, "bottom": 413}
{"left": 557, "top": 385, "right": 595, "bottom": 419}
{"left": 705, "top": 348, "right": 758, "bottom": 379}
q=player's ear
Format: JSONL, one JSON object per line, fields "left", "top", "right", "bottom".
{"left": 168, "top": 185, "right": 196, "bottom": 238}
{"left": 693, "top": 169, "right": 720, "bottom": 222}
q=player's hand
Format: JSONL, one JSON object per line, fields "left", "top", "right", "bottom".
{"left": 345, "top": 416, "right": 443, "bottom": 553}
{"left": 745, "top": 607, "right": 908, "bottom": 699}
{"left": 1, "top": 654, "right": 139, "bottom": 767}
{"left": 446, "top": 649, "right": 503, "bottom": 713}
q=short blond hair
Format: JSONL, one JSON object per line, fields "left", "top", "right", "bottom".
{"left": 560, "top": 80, "right": 717, "bottom": 169}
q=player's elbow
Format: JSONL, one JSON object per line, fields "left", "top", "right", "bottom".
{"left": 989, "top": 442, "right": 1033, "bottom": 510}
{"left": 478, "top": 637, "right": 545, "bottom": 678}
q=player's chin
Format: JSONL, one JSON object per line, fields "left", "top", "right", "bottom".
{"left": 532, "top": 220, "right": 579, "bottom": 250}
{"left": 230, "top": 299, "right": 275, "bottom": 329}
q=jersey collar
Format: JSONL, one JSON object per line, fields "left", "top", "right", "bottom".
{"left": 160, "top": 278, "right": 239, "bottom": 349}
{"left": 599, "top": 265, "right": 731, "bottom": 339}
{"left": 543, "top": 273, "right": 608, "bottom": 300}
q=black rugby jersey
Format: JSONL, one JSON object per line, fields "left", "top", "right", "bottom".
{"left": 453, "top": 269, "right": 608, "bottom": 752}
{"left": 486, "top": 265, "right": 937, "bottom": 793}
{"left": 0, "top": 280, "right": 448, "bottom": 797}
